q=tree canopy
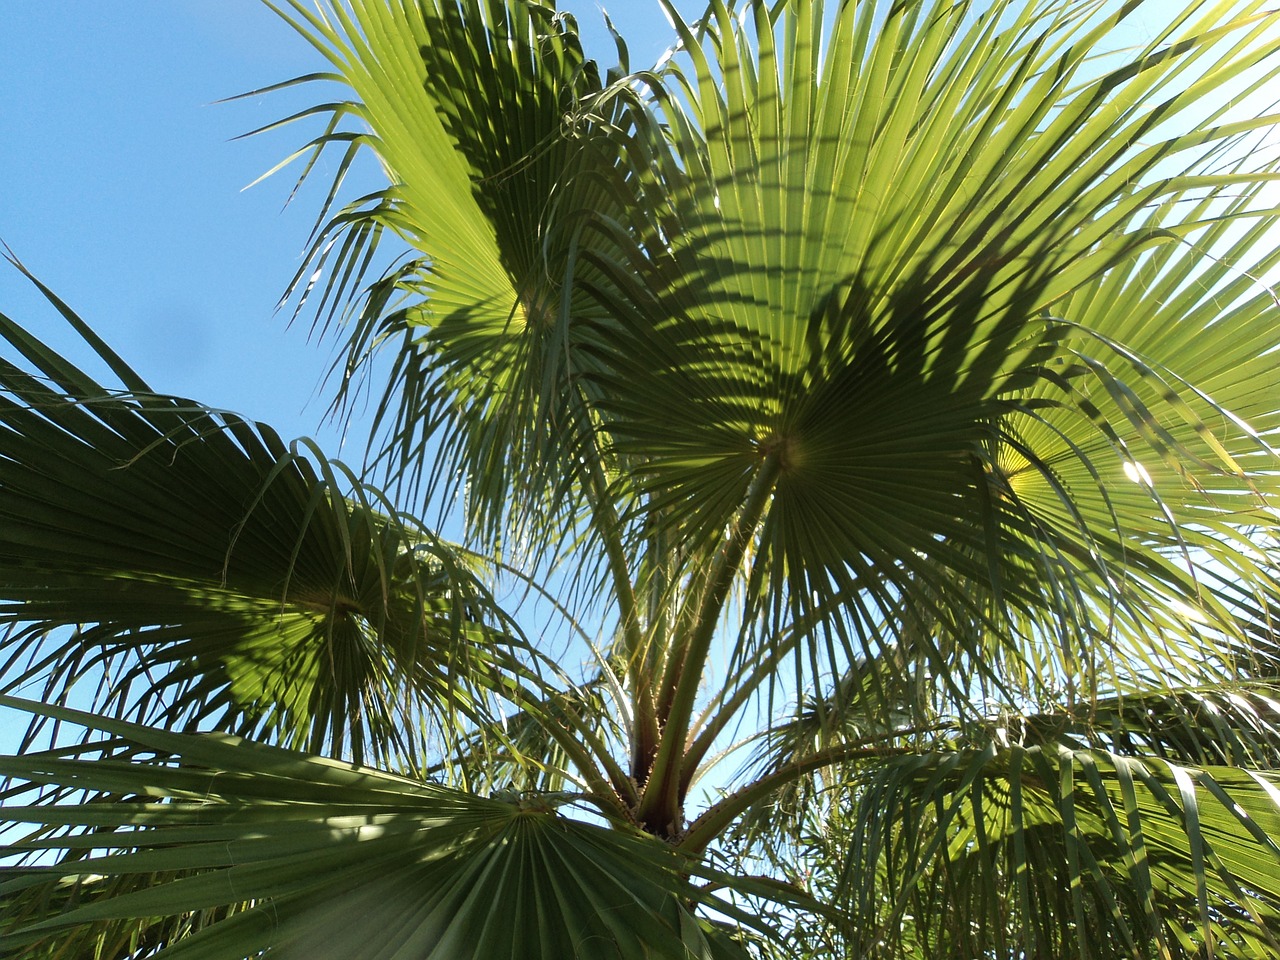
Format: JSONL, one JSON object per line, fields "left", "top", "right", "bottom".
{"left": 4, "top": 0, "right": 1280, "bottom": 957}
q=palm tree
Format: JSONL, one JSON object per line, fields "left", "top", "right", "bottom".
{"left": 4, "top": 0, "right": 1280, "bottom": 955}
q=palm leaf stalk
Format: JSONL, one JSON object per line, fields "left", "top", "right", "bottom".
{"left": 4, "top": 0, "right": 1280, "bottom": 956}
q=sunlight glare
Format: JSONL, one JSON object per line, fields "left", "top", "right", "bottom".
{"left": 1122, "top": 459, "right": 1152, "bottom": 485}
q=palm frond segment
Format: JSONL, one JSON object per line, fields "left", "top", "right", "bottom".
{"left": 0, "top": 282, "right": 513, "bottom": 768}
{"left": 269, "top": 0, "right": 657, "bottom": 545}
{"left": 587, "top": 0, "right": 1280, "bottom": 708}
{"left": 806, "top": 740, "right": 1280, "bottom": 959}
{"left": 0, "top": 697, "right": 754, "bottom": 960}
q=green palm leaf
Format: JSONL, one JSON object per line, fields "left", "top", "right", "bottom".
{"left": 0, "top": 274, "right": 513, "bottom": 769}
{"left": 266, "top": 0, "right": 662, "bottom": 552}
{"left": 0, "top": 698, "right": 755, "bottom": 960}
{"left": 791, "top": 741, "right": 1280, "bottom": 959}
{"left": 593, "top": 0, "right": 1280, "bottom": 687}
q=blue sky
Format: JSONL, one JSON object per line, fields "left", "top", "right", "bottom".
{"left": 1, "top": 1, "right": 697, "bottom": 453}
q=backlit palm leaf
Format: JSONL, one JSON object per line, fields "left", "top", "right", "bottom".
{"left": 594, "top": 0, "right": 1280, "bottom": 696}
{"left": 268, "top": 0, "right": 661, "bottom": 550}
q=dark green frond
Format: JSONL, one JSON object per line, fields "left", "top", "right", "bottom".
{"left": 0, "top": 293, "right": 515, "bottom": 769}
{"left": 795, "top": 738, "right": 1280, "bottom": 959}
{"left": 0, "top": 698, "right": 755, "bottom": 960}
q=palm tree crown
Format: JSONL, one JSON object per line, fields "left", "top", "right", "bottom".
{"left": 4, "top": 1, "right": 1280, "bottom": 957}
